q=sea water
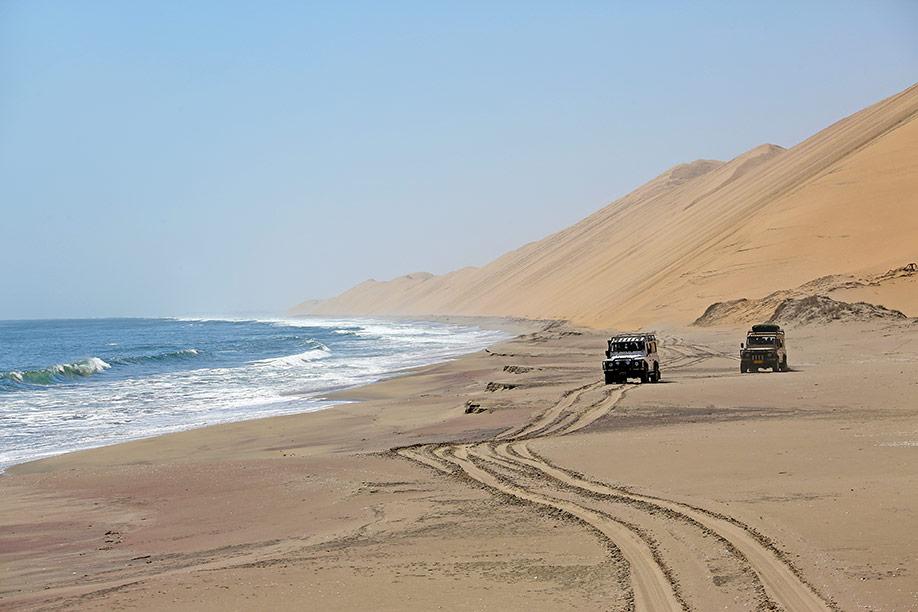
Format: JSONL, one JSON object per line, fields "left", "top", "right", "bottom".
{"left": 0, "top": 317, "right": 508, "bottom": 470}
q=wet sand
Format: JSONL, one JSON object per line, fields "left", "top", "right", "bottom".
{"left": 2, "top": 320, "right": 917, "bottom": 610}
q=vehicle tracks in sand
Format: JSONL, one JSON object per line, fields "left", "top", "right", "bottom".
{"left": 663, "top": 335, "right": 740, "bottom": 369}
{"left": 443, "top": 443, "right": 683, "bottom": 612}
{"left": 394, "top": 346, "right": 835, "bottom": 611}
{"left": 495, "top": 380, "right": 605, "bottom": 440}
{"left": 495, "top": 443, "right": 831, "bottom": 612}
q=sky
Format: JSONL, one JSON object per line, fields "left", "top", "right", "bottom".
{"left": 1, "top": 1, "right": 916, "bottom": 319}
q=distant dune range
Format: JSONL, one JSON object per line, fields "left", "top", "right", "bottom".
{"left": 292, "top": 84, "right": 918, "bottom": 327}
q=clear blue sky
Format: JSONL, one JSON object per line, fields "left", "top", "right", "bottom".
{"left": 1, "top": 1, "right": 916, "bottom": 319}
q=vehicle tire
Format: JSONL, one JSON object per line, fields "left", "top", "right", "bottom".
{"left": 781, "top": 357, "right": 789, "bottom": 372}
{"left": 740, "top": 364, "right": 747, "bottom": 373}
{"left": 604, "top": 372, "right": 615, "bottom": 385}
{"left": 652, "top": 364, "right": 661, "bottom": 383}
{"left": 639, "top": 372, "right": 648, "bottom": 384}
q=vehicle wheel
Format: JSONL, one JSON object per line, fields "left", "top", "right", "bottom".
{"left": 604, "top": 372, "right": 615, "bottom": 385}
{"left": 740, "top": 365, "right": 747, "bottom": 373}
{"left": 639, "top": 372, "right": 648, "bottom": 384}
{"left": 781, "top": 357, "right": 789, "bottom": 372}
{"left": 652, "top": 364, "right": 661, "bottom": 383}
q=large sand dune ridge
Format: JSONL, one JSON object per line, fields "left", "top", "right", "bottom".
{"left": 293, "top": 83, "right": 918, "bottom": 327}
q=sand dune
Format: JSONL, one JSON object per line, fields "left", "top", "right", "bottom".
{"left": 694, "top": 263, "right": 916, "bottom": 326}
{"left": 293, "top": 83, "right": 918, "bottom": 327}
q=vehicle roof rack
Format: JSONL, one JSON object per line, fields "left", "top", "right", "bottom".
{"left": 609, "top": 331, "right": 657, "bottom": 342}
{"left": 750, "top": 324, "right": 782, "bottom": 333}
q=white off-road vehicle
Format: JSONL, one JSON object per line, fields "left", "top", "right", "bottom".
{"left": 602, "top": 332, "right": 661, "bottom": 384}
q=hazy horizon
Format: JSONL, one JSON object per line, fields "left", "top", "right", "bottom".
{"left": 2, "top": 2, "right": 916, "bottom": 319}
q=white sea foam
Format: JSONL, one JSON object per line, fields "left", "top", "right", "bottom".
{"left": 77, "top": 357, "right": 112, "bottom": 374}
{"left": 47, "top": 357, "right": 112, "bottom": 377}
{"left": 254, "top": 345, "right": 332, "bottom": 367}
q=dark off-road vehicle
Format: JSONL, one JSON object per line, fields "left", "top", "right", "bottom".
{"left": 602, "top": 333, "right": 661, "bottom": 384}
{"left": 740, "top": 324, "right": 789, "bottom": 373}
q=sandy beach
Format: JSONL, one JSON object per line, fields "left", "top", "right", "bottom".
{"left": 3, "top": 318, "right": 916, "bottom": 610}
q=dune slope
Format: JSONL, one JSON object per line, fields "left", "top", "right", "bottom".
{"left": 294, "top": 84, "right": 918, "bottom": 327}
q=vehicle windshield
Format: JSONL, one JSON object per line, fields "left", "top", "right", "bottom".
{"left": 611, "top": 341, "right": 645, "bottom": 353}
{"left": 747, "top": 335, "right": 776, "bottom": 346}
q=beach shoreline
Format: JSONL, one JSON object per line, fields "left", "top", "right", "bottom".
{"left": 2, "top": 318, "right": 916, "bottom": 610}
{"left": 0, "top": 316, "right": 532, "bottom": 477}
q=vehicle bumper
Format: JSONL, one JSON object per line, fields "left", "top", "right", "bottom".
{"left": 741, "top": 356, "right": 778, "bottom": 368}
{"left": 602, "top": 361, "right": 648, "bottom": 376}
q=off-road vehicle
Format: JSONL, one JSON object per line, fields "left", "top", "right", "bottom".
{"left": 740, "top": 324, "right": 788, "bottom": 373}
{"left": 602, "top": 333, "right": 661, "bottom": 384}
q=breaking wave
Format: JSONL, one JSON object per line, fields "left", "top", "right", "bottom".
{"left": 109, "top": 348, "right": 201, "bottom": 365}
{"left": 253, "top": 344, "right": 331, "bottom": 367}
{"left": 1, "top": 349, "right": 202, "bottom": 388}
{"left": 2, "top": 357, "right": 112, "bottom": 386}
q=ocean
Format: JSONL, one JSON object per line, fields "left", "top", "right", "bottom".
{"left": 0, "top": 317, "right": 508, "bottom": 470}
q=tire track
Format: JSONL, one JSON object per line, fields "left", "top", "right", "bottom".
{"left": 485, "top": 441, "right": 771, "bottom": 610}
{"left": 468, "top": 443, "right": 703, "bottom": 611}
{"left": 396, "top": 445, "right": 453, "bottom": 475}
{"left": 545, "top": 385, "right": 630, "bottom": 437}
{"left": 393, "top": 340, "right": 836, "bottom": 611}
{"left": 496, "top": 381, "right": 603, "bottom": 440}
{"left": 439, "top": 443, "right": 684, "bottom": 612}
{"left": 499, "top": 443, "right": 832, "bottom": 612}
{"left": 662, "top": 335, "right": 740, "bottom": 369}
